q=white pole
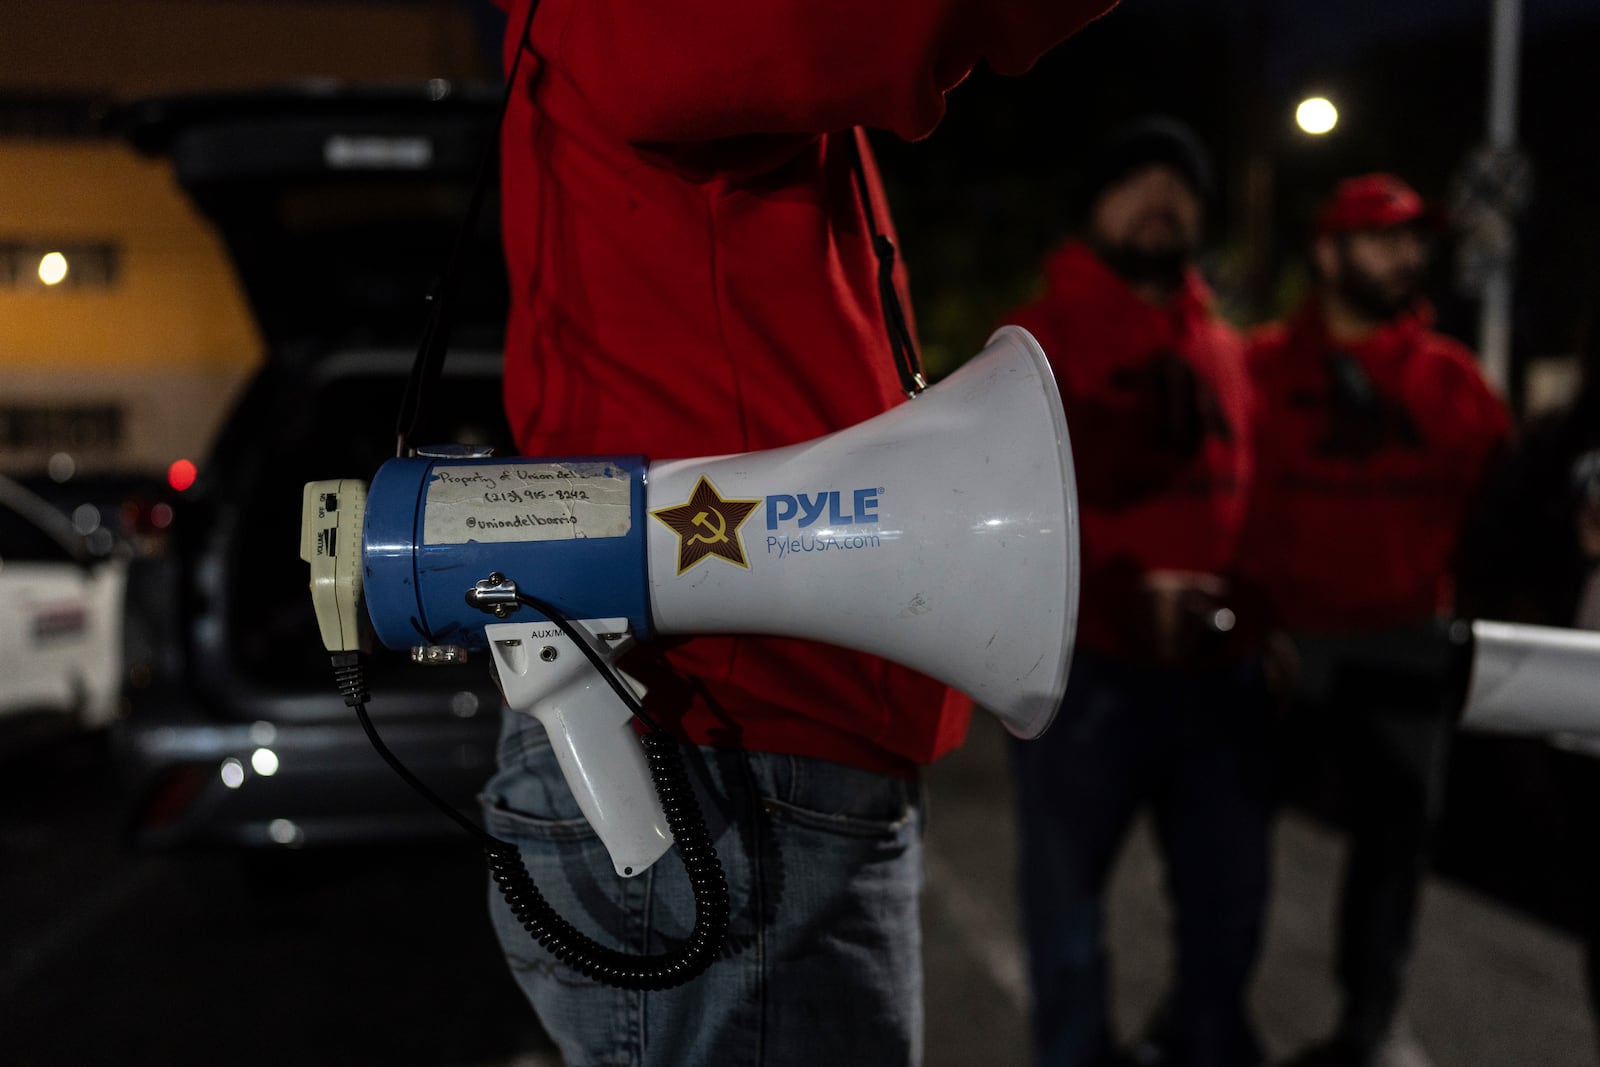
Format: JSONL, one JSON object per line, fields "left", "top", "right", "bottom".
{"left": 1486, "top": 0, "right": 1521, "bottom": 148}
{"left": 1478, "top": 0, "right": 1521, "bottom": 396}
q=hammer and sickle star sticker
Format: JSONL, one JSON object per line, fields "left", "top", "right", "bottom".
{"left": 651, "top": 476, "right": 761, "bottom": 574}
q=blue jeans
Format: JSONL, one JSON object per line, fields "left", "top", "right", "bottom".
{"left": 1010, "top": 649, "right": 1271, "bottom": 1067}
{"left": 480, "top": 708, "right": 925, "bottom": 1066}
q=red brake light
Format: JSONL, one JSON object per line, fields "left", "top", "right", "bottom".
{"left": 168, "top": 459, "right": 197, "bottom": 493}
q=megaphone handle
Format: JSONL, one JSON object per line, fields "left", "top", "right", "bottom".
{"left": 482, "top": 619, "right": 730, "bottom": 990}
{"left": 483, "top": 728, "right": 731, "bottom": 990}
{"left": 529, "top": 680, "right": 676, "bottom": 878}
{"left": 487, "top": 622, "right": 674, "bottom": 877}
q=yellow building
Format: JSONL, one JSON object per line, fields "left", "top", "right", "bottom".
{"left": 0, "top": 0, "right": 491, "bottom": 476}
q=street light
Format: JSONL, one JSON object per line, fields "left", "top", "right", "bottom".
{"left": 1296, "top": 97, "right": 1338, "bottom": 135}
{"left": 37, "top": 251, "right": 68, "bottom": 286}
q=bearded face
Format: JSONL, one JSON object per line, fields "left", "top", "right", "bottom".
{"left": 1088, "top": 163, "right": 1203, "bottom": 291}
{"left": 1320, "top": 227, "right": 1429, "bottom": 322}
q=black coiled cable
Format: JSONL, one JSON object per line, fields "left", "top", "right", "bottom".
{"left": 331, "top": 592, "right": 731, "bottom": 990}
{"left": 484, "top": 731, "right": 730, "bottom": 989}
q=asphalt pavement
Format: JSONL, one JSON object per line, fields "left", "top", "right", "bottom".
{"left": 921, "top": 715, "right": 1599, "bottom": 1067}
{"left": 0, "top": 733, "right": 551, "bottom": 1066}
{"left": 4, "top": 720, "right": 1594, "bottom": 1066}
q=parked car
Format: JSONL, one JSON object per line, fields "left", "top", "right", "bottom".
{"left": 113, "top": 84, "right": 514, "bottom": 847}
{"left": 0, "top": 473, "right": 129, "bottom": 753}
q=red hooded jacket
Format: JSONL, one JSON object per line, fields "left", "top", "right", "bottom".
{"left": 494, "top": 0, "right": 1118, "bottom": 776}
{"left": 1007, "top": 241, "right": 1253, "bottom": 664}
{"left": 1236, "top": 302, "right": 1511, "bottom": 633}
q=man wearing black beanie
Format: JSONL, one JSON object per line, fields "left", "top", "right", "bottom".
{"left": 1077, "top": 116, "right": 1216, "bottom": 286}
{"left": 1005, "top": 116, "right": 1267, "bottom": 1067}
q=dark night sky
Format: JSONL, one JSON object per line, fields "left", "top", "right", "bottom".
{"left": 1157, "top": 0, "right": 1596, "bottom": 87}
{"left": 859, "top": 0, "right": 1600, "bottom": 380}
{"left": 460, "top": 0, "right": 1600, "bottom": 380}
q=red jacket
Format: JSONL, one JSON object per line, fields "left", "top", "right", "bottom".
{"left": 1237, "top": 301, "right": 1511, "bottom": 633}
{"left": 1007, "top": 242, "right": 1253, "bottom": 664}
{"left": 495, "top": 0, "right": 1117, "bottom": 776}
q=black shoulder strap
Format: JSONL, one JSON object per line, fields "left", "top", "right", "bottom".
{"left": 395, "top": 0, "right": 541, "bottom": 458}
{"left": 845, "top": 129, "right": 928, "bottom": 398}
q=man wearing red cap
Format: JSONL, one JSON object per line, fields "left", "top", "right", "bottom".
{"left": 1005, "top": 117, "right": 1267, "bottom": 1067}
{"left": 479, "top": 1, "right": 1119, "bottom": 1064}
{"left": 1239, "top": 173, "right": 1512, "bottom": 1067}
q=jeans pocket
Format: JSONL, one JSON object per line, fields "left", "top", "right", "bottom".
{"left": 756, "top": 755, "right": 919, "bottom": 840}
{"left": 480, "top": 722, "right": 600, "bottom": 844}
{"left": 483, "top": 796, "right": 601, "bottom": 843}
{"left": 760, "top": 794, "right": 916, "bottom": 839}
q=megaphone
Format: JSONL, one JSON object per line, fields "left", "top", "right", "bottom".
{"left": 1284, "top": 619, "right": 1600, "bottom": 739}
{"left": 1458, "top": 620, "right": 1600, "bottom": 736}
{"left": 303, "top": 325, "right": 1078, "bottom": 878}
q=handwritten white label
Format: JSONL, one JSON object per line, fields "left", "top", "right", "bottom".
{"left": 423, "top": 463, "right": 633, "bottom": 544}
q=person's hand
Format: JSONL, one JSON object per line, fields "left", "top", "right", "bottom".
{"left": 1140, "top": 569, "right": 1236, "bottom": 669}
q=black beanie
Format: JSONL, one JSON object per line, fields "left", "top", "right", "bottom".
{"left": 1080, "top": 115, "right": 1215, "bottom": 211}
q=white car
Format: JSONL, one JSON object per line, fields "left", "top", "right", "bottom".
{"left": 0, "top": 475, "right": 128, "bottom": 735}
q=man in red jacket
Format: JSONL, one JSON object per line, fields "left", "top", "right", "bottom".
{"left": 1005, "top": 117, "right": 1266, "bottom": 1067}
{"left": 1239, "top": 174, "right": 1511, "bottom": 1067}
{"left": 479, "top": 1, "right": 1118, "bottom": 1064}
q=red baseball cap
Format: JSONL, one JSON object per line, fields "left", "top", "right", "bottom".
{"left": 1314, "top": 173, "right": 1437, "bottom": 237}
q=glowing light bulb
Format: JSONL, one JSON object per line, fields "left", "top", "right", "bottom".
{"left": 1296, "top": 97, "right": 1338, "bottom": 135}
{"left": 38, "top": 252, "right": 68, "bottom": 285}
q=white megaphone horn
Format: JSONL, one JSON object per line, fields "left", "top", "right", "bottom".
{"left": 303, "top": 325, "right": 1078, "bottom": 877}
{"left": 1458, "top": 620, "right": 1600, "bottom": 736}
{"left": 645, "top": 327, "right": 1079, "bottom": 736}
{"left": 1288, "top": 620, "right": 1600, "bottom": 739}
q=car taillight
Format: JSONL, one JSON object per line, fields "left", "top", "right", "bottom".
{"left": 120, "top": 495, "right": 177, "bottom": 552}
{"left": 167, "top": 459, "right": 197, "bottom": 493}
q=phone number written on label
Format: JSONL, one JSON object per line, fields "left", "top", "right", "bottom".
{"left": 424, "top": 463, "right": 632, "bottom": 544}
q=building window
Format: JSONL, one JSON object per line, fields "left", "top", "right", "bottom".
{"left": 0, "top": 242, "right": 120, "bottom": 290}
{"left": 0, "top": 405, "right": 124, "bottom": 452}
